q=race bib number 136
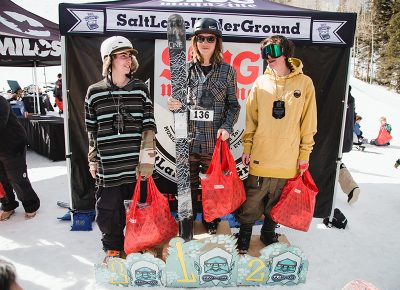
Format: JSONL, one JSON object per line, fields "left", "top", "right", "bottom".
{"left": 189, "top": 109, "right": 214, "bottom": 121}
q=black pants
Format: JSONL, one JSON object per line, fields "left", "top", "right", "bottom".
{"left": 95, "top": 181, "right": 147, "bottom": 251}
{"left": 189, "top": 152, "right": 213, "bottom": 215}
{"left": 0, "top": 148, "right": 40, "bottom": 213}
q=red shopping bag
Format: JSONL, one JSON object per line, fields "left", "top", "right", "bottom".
{"left": 124, "top": 176, "right": 178, "bottom": 255}
{"left": 201, "top": 138, "right": 246, "bottom": 222}
{"left": 376, "top": 127, "right": 392, "bottom": 145}
{"left": 270, "top": 170, "right": 318, "bottom": 232}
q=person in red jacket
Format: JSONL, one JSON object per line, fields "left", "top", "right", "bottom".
{"left": 370, "top": 116, "right": 392, "bottom": 146}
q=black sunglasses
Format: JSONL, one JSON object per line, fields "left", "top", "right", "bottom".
{"left": 196, "top": 35, "right": 217, "bottom": 43}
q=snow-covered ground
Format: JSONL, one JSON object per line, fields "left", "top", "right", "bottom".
{"left": 1, "top": 76, "right": 399, "bottom": 290}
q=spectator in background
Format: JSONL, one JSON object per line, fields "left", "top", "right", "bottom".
{"left": 353, "top": 114, "right": 367, "bottom": 145}
{"left": 370, "top": 116, "right": 392, "bottom": 146}
{"left": 54, "top": 73, "right": 63, "bottom": 114}
{"left": 0, "top": 96, "right": 40, "bottom": 221}
{"left": 0, "top": 259, "right": 23, "bottom": 290}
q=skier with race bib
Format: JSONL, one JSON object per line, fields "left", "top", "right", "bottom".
{"left": 167, "top": 18, "right": 240, "bottom": 236}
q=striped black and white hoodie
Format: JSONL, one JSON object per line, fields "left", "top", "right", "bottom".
{"left": 85, "top": 78, "right": 156, "bottom": 187}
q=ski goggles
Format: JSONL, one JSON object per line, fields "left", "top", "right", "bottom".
{"left": 261, "top": 43, "right": 283, "bottom": 59}
{"left": 196, "top": 35, "right": 217, "bottom": 44}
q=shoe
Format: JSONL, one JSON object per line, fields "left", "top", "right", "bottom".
{"left": 202, "top": 218, "right": 220, "bottom": 235}
{"left": 25, "top": 211, "right": 37, "bottom": 219}
{"left": 260, "top": 231, "right": 281, "bottom": 246}
{"left": 235, "top": 225, "right": 252, "bottom": 254}
{"left": 347, "top": 187, "right": 360, "bottom": 205}
{"left": 0, "top": 210, "right": 15, "bottom": 221}
{"left": 102, "top": 250, "right": 123, "bottom": 265}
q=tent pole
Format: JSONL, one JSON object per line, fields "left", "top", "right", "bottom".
{"left": 328, "top": 50, "right": 352, "bottom": 223}
{"left": 33, "top": 61, "right": 41, "bottom": 114}
{"left": 61, "top": 36, "right": 74, "bottom": 222}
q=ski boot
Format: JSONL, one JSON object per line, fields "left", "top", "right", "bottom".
{"left": 235, "top": 224, "right": 253, "bottom": 254}
{"left": 179, "top": 217, "right": 194, "bottom": 242}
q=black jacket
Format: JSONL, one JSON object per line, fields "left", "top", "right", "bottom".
{"left": 0, "top": 96, "right": 28, "bottom": 153}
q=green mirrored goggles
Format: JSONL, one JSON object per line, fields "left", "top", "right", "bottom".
{"left": 261, "top": 43, "right": 283, "bottom": 59}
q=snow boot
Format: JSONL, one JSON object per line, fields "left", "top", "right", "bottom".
{"left": 260, "top": 218, "right": 280, "bottom": 246}
{"left": 202, "top": 217, "right": 221, "bottom": 235}
{"left": 0, "top": 210, "right": 15, "bottom": 221}
{"left": 102, "top": 250, "right": 125, "bottom": 265}
{"left": 235, "top": 224, "right": 252, "bottom": 254}
{"left": 179, "top": 217, "right": 194, "bottom": 242}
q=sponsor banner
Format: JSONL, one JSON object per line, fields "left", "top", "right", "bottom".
{"left": 107, "top": 9, "right": 311, "bottom": 40}
{"left": 0, "top": 10, "right": 50, "bottom": 38}
{"left": 66, "top": 9, "right": 104, "bottom": 33}
{"left": 312, "top": 20, "right": 346, "bottom": 44}
{"left": 0, "top": 36, "right": 61, "bottom": 58}
{"left": 154, "top": 40, "right": 262, "bottom": 182}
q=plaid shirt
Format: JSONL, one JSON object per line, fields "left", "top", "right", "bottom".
{"left": 187, "top": 61, "right": 240, "bottom": 154}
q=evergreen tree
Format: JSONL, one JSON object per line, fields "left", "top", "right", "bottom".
{"left": 386, "top": 0, "right": 400, "bottom": 91}
{"left": 374, "top": 0, "right": 394, "bottom": 86}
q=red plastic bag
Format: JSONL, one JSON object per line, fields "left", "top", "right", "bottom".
{"left": 376, "top": 127, "right": 392, "bottom": 145}
{"left": 270, "top": 170, "right": 318, "bottom": 232}
{"left": 0, "top": 181, "right": 6, "bottom": 199}
{"left": 124, "top": 176, "right": 178, "bottom": 254}
{"left": 201, "top": 138, "right": 246, "bottom": 222}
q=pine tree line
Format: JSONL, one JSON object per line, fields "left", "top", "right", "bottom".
{"left": 272, "top": 0, "right": 400, "bottom": 92}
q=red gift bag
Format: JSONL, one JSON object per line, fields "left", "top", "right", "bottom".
{"left": 270, "top": 170, "right": 318, "bottom": 232}
{"left": 124, "top": 176, "right": 178, "bottom": 255}
{"left": 201, "top": 138, "right": 246, "bottom": 222}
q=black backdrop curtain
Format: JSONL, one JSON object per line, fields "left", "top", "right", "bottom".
{"left": 66, "top": 34, "right": 349, "bottom": 217}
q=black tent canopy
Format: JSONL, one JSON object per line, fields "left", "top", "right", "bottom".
{"left": 59, "top": 0, "right": 356, "bottom": 218}
{"left": 0, "top": 0, "right": 61, "bottom": 66}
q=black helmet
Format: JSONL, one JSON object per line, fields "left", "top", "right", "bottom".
{"left": 193, "top": 18, "right": 222, "bottom": 37}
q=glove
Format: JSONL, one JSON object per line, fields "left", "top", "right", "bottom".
{"left": 136, "top": 130, "right": 156, "bottom": 180}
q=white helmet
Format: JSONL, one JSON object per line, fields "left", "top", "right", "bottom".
{"left": 100, "top": 36, "right": 136, "bottom": 60}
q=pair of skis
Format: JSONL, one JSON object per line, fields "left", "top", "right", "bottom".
{"left": 167, "top": 14, "right": 193, "bottom": 241}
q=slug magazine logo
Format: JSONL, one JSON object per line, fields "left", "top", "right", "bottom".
{"left": 154, "top": 40, "right": 263, "bottom": 182}
{"left": 84, "top": 13, "right": 99, "bottom": 30}
{"left": 317, "top": 24, "right": 330, "bottom": 40}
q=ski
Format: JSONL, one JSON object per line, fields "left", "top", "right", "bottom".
{"left": 167, "top": 14, "right": 193, "bottom": 241}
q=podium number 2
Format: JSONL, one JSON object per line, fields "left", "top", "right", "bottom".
{"left": 245, "top": 258, "right": 266, "bottom": 282}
